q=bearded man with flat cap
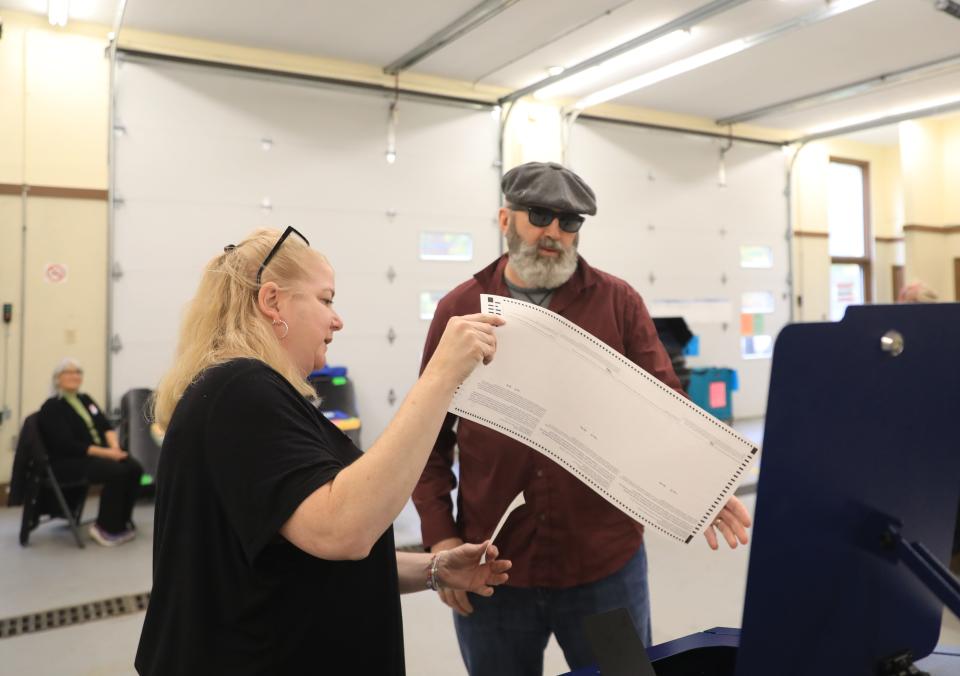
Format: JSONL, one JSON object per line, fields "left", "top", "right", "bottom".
{"left": 413, "top": 161, "right": 751, "bottom": 676}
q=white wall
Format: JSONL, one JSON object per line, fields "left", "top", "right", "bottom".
{"left": 567, "top": 119, "right": 790, "bottom": 419}
{"left": 112, "top": 57, "right": 501, "bottom": 445}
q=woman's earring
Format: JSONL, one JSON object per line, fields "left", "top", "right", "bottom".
{"left": 272, "top": 318, "right": 289, "bottom": 339}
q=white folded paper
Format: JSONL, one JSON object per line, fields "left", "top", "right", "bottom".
{"left": 450, "top": 295, "right": 758, "bottom": 544}
{"left": 480, "top": 491, "right": 525, "bottom": 564}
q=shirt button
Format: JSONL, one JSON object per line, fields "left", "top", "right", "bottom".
{"left": 539, "top": 513, "right": 546, "bottom": 521}
{"left": 536, "top": 470, "right": 543, "bottom": 478}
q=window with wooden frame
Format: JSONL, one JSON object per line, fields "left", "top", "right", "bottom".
{"left": 827, "top": 157, "right": 871, "bottom": 321}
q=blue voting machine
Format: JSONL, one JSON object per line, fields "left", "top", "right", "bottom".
{"left": 565, "top": 303, "right": 960, "bottom": 676}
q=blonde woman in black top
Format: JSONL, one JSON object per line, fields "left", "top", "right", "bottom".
{"left": 136, "top": 227, "right": 510, "bottom": 675}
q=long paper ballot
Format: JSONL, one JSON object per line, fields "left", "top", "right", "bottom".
{"left": 451, "top": 295, "right": 759, "bottom": 544}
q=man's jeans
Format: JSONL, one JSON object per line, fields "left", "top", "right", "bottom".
{"left": 453, "top": 545, "right": 651, "bottom": 676}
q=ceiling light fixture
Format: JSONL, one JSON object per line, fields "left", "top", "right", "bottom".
{"left": 570, "top": 0, "right": 879, "bottom": 111}
{"left": 499, "top": 0, "right": 751, "bottom": 105}
{"left": 794, "top": 92, "right": 960, "bottom": 143}
{"left": 48, "top": 0, "right": 69, "bottom": 27}
{"left": 535, "top": 29, "right": 694, "bottom": 101}
{"left": 717, "top": 50, "right": 960, "bottom": 126}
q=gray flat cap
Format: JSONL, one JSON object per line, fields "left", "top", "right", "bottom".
{"left": 501, "top": 161, "right": 597, "bottom": 216}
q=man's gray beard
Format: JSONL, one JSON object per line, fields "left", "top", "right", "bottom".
{"left": 505, "top": 220, "right": 579, "bottom": 289}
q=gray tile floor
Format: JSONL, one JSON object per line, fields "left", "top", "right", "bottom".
{"left": 1, "top": 417, "right": 957, "bottom": 675}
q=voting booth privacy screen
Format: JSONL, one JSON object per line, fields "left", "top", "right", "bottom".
{"left": 737, "top": 303, "right": 960, "bottom": 675}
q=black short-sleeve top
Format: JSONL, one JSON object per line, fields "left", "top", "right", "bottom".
{"left": 135, "top": 359, "right": 403, "bottom": 675}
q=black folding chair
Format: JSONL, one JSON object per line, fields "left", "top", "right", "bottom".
{"left": 9, "top": 413, "right": 88, "bottom": 548}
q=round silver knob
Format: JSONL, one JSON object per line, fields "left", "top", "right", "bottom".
{"left": 880, "top": 330, "right": 904, "bottom": 357}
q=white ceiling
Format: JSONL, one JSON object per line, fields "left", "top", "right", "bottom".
{"left": 3, "top": 0, "right": 960, "bottom": 141}
{"left": 839, "top": 123, "right": 900, "bottom": 145}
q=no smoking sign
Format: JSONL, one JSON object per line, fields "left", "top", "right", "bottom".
{"left": 44, "top": 263, "right": 69, "bottom": 284}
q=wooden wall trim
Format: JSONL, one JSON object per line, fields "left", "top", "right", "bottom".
{"left": 0, "top": 183, "right": 108, "bottom": 201}
{"left": 903, "top": 224, "right": 960, "bottom": 234}
{"left": 28, "top": 186, "right": 108, "bottom": 200}
{"left": 875, "top": 236, "right": 904, "bottom": 243}
{"left": 793, "top": 230, "right": 829, "bottom": 239}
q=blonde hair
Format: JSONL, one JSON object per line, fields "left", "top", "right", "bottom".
{"left": 153, "top": 228, "right": 321, "bottom": 428}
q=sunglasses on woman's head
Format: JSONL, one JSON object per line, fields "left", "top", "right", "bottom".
{"left": 256, "top": 226, "right": 310, "bottom": 285}
{"left": 514, "top": 206, "right": 585, "bottom": 233}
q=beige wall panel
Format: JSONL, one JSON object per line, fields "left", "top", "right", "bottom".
{"left": 24, "top": 30, "right": 109, "bottom": 189}
{"left": 0, "top": 24, "right": 26, "bottom": 184}
{"left": 943, "top": 119, "right": 960, "bottom": 225}
{"left": 0, "top": 196, "right": 24, "bottom": 484}
{"left": 904, "top": 230, "right": 950, "bottom": 301}
{"left": 792, "top": 144, "right": 828, "bottom": 235}
{"left": 948, "top": 233, "right": 960, "bottom": 302}
{"left": 899, "top": 120, "right": 944, "bottom": 226}
{"left": 872, "top": 145, "right": 902, "bottom": 239}
{"left": 790, "top": 145, "right": 829, "bottom": 323}
{"left": 873, "top": 240, "right": 903, "bottom": 305}
{"left": 21, "top": 197, "right": 108, "bottom": 438}
{"left": 792, "top": 235, "right": 830, "bottom": 322}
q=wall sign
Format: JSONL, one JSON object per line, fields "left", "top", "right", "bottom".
{"left": 44, "top": 263, "right": 68, "bottom": 284}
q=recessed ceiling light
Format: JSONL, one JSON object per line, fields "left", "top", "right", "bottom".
{"left": 536, "top": 29, "right": 694, "bottom": 101}
{"left": 48, "top": 0, "right": 69, "bottom": 27}
{"left": 570, "top": 0, "right": 878, "bottom": 111}
{"left": 546, "top": 66, "right": 565, "bottom": 77}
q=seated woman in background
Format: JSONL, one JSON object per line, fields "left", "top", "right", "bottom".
{"left": 136, "top": 227, "right": 510, "bottom": 675}
{"left": 38, "top": 358, "right": 143, "bottom": 546}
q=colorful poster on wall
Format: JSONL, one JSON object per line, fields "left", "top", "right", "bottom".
{"left": 739, "top": 245, "right": 774, "bottom": 269}
{"left": 420, "top": 290, "right": 448, "bottom": 320}
{"left": 419, "top": 232, "right": 474, "bottom": 261}
{"left": 740, "top": 291, "right": 773, "bottom": 359}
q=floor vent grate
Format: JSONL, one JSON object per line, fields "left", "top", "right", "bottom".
{"left": 0, "top": 591, "right": 150, "bottom": 639}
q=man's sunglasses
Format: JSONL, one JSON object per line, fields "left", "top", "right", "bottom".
{"left": 256, "top": 226, "right": 310, "bottom": 285}
{"left": 514, "top": 206, "right": 585, "bottom": 233}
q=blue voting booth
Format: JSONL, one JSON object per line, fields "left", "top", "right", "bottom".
{"left": 565, "top": 303, "right": 960, "bottom": 675}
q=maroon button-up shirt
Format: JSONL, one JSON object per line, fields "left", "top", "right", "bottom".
{"left": 412, "top": 255, "right": 683, "bottom": 588}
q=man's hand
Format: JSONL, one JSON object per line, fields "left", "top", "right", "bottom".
{"left": 431, "top": 537, "right": 476, "bottom": 616}
{"left": 704, "top": 496, "right": 752, "bottom": 550}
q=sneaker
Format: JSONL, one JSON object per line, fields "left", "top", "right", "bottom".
{"left": 88, "top": 523, "right": 136, "bottom": 547}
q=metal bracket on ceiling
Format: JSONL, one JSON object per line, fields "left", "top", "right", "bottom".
{"left": 718, "top": 126, "right": 734, "bottom": 188}
{"left": 386, "top": 74, "right": 400, "bottom": 164}
{"left": 383, "top": 0, "right": 521, "bottom": 75}
{"left": 717, "top": 51, "right": 960, "bottom": 127}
